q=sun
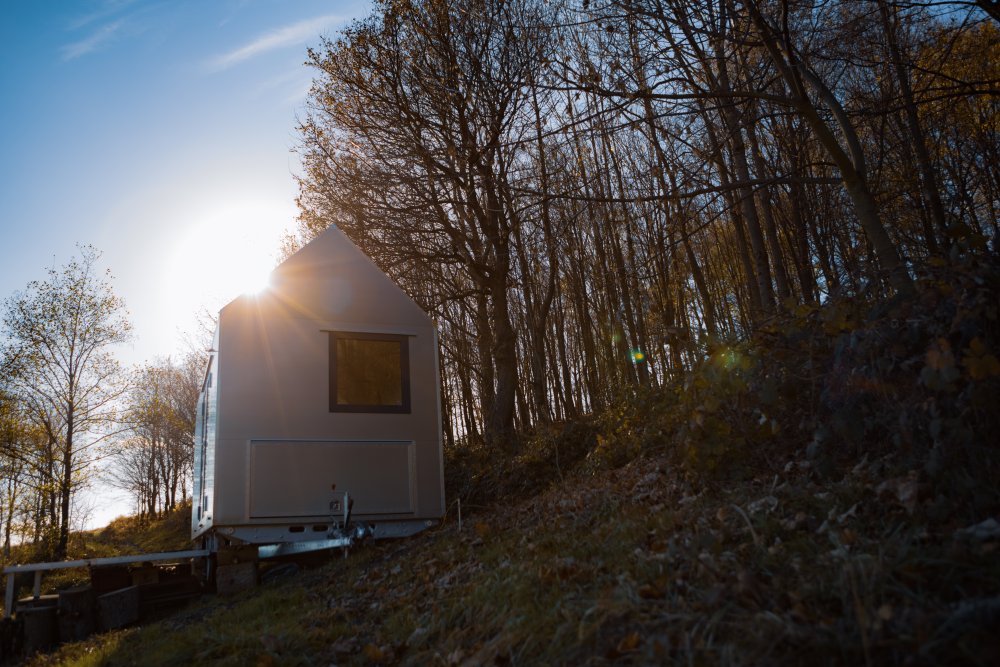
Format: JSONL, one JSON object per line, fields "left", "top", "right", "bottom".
{"left": 163, "top": 199, "right": 294, "bottom": 330}
{"left": 240, "top": 263, "right": 274, "bottom": 295}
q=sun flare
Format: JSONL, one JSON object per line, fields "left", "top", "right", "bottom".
{"left": 242, "top": 264, "right": 274, "bottom": 295}
{"left": 163, "top": 199, "right": 294, "bottom": 330}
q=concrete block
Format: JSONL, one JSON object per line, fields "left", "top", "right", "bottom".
{"left": 57, "top": 586, "right": 96, "bottom": 643}
{"left": 19, "top": 605, "right": 57, "bottom": 654}
{"left": 90, "top": 566, "right": 131, "bottom": 596}
{"left": 97, "top": 586, "right": 140, "bottom": 631}
{"left": 215, "top": 562, "right": 257, "bottom": 595}
{"left": 130, "top": 566, "right": 159, "bottom": 586}
{"left": 215, "top": 546, "right": 258, "bottom": 566}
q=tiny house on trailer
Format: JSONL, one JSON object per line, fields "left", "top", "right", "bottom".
{"left": 192, "top": 224, "right": 445, "bottom": 555}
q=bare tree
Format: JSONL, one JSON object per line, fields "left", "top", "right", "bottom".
{"left": 1, "top": 246, "right": 131, "bottom": 559}
{"left": 298, "top": 0, "right": 555, "bottom": 450}
{"left": 292, "top": 0, "right": 994, "bottom": 451}
{"left": 109, "top": 356, "right": 200, "bottom": 519}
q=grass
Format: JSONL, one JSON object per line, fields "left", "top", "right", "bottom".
{"left": 21, "top": 453, "right": 1000, "bottom": 666}
{"left": 83, "top": 505, "right": 193, "bottom": 556}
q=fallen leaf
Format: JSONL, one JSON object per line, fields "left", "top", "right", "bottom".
{"left": 875, "top": 472, "right": 920, "bottom": 514}
{"left": 460, "top": 634, "right": 511, "bottom": 667}
{"left": 363, "top": 643, "right": 386, "bottom": 662}
{"left": 638, "top": 583, "right": 665, "bottom": 600}
{"left": 896, "top": 475, "right": 920, "bottom": 514}
{"left": 954, "top": 518, "right": 1000, "bottom": 542}
{"left": 837, "top": 503, "right": 859, "bottom": 524}
{"left": 748, "top": 495, "right": 779, "bottom": 515}
{"left": 407, "top": 627, "right": 429, "bottom": 647}
{"left": 331, "top": 637, "right": 358, "bottom": 655}
{"left": 737, "top": 570, "right": 759, "bottom": 599}
{"left": 617, "top": 631, "right": 641, "bottom": 653}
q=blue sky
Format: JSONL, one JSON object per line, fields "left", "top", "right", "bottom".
{"left": 1, "top": 0, "right": 369, "bottom": 366}
{"left": 1, "top": 0, "right": 371, "bottom": 527}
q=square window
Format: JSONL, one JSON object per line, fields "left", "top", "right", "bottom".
{"left": 328, "top": 332, "right": 411, "bottom": 413}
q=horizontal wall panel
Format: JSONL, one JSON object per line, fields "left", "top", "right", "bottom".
{"left": 249, "top": 440, "right": 415, "bottom": 518}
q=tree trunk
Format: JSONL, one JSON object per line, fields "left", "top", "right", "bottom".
{"left": 714, "top": 30, "right": 776, "bottom": 312}
{"left": 877, "top": 0, "right": 947, "bottom": 252}
{"left": 56, "top": 409, "right": 73, "bottom": 561}
{"left": 746, "top": 119, "right": 792, "bottom": 302}
{"left": 740, "top": 0, "right": 913, "bottom": 295}
{"left": 486, "top": 269, "right": 517, "bottom": 451}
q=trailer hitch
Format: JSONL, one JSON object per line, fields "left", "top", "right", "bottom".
{"left": 257, "top": 492, "right": 371, "bottom": 560}
{"left": 327, "top": 491, "right": 372, "bottom": 544}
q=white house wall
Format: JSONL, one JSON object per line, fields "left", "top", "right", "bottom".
{"left": 196, "top": 225, "right": 444, "bottom": 537}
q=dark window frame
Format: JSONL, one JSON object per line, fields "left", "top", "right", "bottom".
{"left": 327, "top": 331, "right": 411, "bottom": 413}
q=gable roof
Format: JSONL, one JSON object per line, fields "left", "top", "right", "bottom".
{"left": 221, "top": 224, "right": 432, "bottom": 328}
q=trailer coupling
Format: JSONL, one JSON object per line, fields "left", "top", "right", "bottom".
{"left": 257, "top": 491, "right": 372, "bottom": 560}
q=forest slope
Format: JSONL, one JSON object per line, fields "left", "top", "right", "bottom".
{"left": 26, "top": 258, "right": 1000, "bottom": 666}
{"left": 26, "top": 454, "right": 1000, "bottom": 666}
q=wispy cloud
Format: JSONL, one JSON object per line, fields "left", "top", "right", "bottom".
{"left": 67, "top": 0, "right": 137, "bottom": 31}
{"left": 208, "top": 14, "right": 341, "bottom": 71}
{"left": 61, "top": 20, "right": 125, "bottom": 61}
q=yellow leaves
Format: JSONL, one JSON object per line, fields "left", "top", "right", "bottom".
{"left": 710, "top": 347, "right": 752, "bottom": 371}
{"left": 924, "top": 337, "right": 954, "bottom": 371}
{"left": 821, "top": 301, "right": 856, "bottom": 334}
{"left": 784, "top": 295, "right": 816, "bottom": 319}
{"left": 962, "top": 337, "right": 1000, "bottom": 380}
{"left": 921, "top": 338, "right": 960, "bottom": 390}
{"left": 923, "top": 337, "right": 1000, "bottom": 388}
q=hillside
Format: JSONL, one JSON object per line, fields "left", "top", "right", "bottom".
{"left": 82, "top": 508, "right": 193, "bottom": 558}
{"left": 3, "top": 506, "right": 193, "bottom": 605}
{"left": 22, "top": 259, "right": 1000, "bottom": 666}
{"left": 24, "top": 456, "right": 1000, "bottom": 666}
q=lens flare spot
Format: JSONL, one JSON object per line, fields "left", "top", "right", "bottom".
{"left": 712, "top": 348, "right": 750, "bottom": 371}
{"left": 630, "top": 348, "right": 646, "bottom": 363}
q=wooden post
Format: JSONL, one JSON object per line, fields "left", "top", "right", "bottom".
{"left": 4, "top": 574, "right": 13, "bottom": 619}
